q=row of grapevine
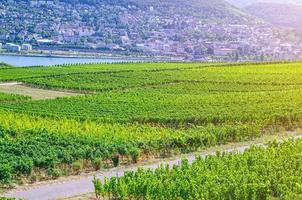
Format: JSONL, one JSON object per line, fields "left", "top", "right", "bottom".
{"left": 0, "top": 93, "right": 30, "bottom": 103}
{"left": 94, "top": 139, "right": 302, "bottom": 200}
{"left": 3, "top": 83, "right": 302, "bottom": 127}
{"left": 0, "top": 62, "right": 12, "bottom": 70}
{"left": 19, "top": 62, "right": 302, "bottom": 92}
{"left": 0, "top": 110, "right": 261, "bottom": 184}
{"left": 1, "top": 61, "right": 302, "bottom": 185}
{"left": 0, "top": 62, "right": 217, "bottom": 82}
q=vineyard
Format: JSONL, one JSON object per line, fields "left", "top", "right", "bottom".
{"left": 0, "top": 63, "right": 12, "bottom": 70}
{"left": 1, "top": 61, "right": 302, "bottom": 189}
{"left": 0, "top": 92, "right": 30, "bottom": 103}
{"left": 93, "top": 139, "right": 302, "bottom": 200}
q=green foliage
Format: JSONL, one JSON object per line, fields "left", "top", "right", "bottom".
{"left": 3, "top": 62, "right": 302, "bottom": 128}
{"left": 0, "top": 62, "right": 12, "bottom": 69}
{"left": 111, "top": 156, "right": 120, "bottom": 167}
{"left": 13, "top": 157, "right": 33, "bottom": 176}
{"left": 95, "top": 139, "right": 302, "bottom": 200}
{"left": 47, "top": 168, "right": 62, "bottom": 179}
{"left": 0, "top": 164, "right": 12, "bottom": 184}
{"left": 0, "top": 93, "right": 30, "bottom": 103}
{"left": 93, "top": 175, "right": 104, "bottom": 200}
{"left": 0, "top": 62, "right": 217, "bottom": 82}
{"left": 0, "top": 110, "right": 258, "bottom": 184}
{"left": 92, "top": 158, "right": 103, "bottom": 171}
{"left": 1, "top": 61, "right": 302, "bottom": 185}
{"left": 128, "top": 147, "right": 140, "bottom": 163}
{"left": 72, "top": 161, "right": 83, "bottom": 174}
{"left": 0, "top": 198, "right": 18, "bottom": 200}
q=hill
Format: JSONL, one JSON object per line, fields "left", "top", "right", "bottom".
{"left": 246, "top": 3, "right": 302, "bottom": 33}
{"left": 0, "top": 0, "right": 256, "bottom": 59}
{"left": 227, "top": 0, "right": 302, "bottom": 8}
{"left": 1, "top": 0, "right": 301, "bottom": 60}
{"left": 60, "top": 0, "right": 248, "bottom": 21}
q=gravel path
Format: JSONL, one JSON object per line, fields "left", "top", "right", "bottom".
{"left": 3, "top": 135, "right": 302, "bottom": 200}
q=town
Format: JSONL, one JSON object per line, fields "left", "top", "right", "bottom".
{"left": 1, "top": 0, "right": 302, "bottom": 61}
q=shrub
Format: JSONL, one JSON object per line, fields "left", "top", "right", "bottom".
{"left": 129, "top": 148, "right": 140, "bottom": 163}
{"left": 0, "top": 164, "right": 12, "bottom": 184}
{"left": 72, "top": 161, "right": 83, "bottom": 174}
{"left": 13, "top": 158, "right": 33, "bottom": 176}
{"left": 93, "top": 175, "right": 104, "bottom": 200}
{"left": 47, "top": 168, "right": 62, "bottom": 179}
{"left": 112, "top": 156, "right": 119, "bottom": 167}
{"left": 92, "top": 158, "right": 103, "bottom": 171}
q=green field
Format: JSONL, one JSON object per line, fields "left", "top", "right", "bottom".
{"left": 1, "top": 62, "right": 302, "bottom": 186}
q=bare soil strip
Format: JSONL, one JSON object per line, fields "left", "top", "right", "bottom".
{"left": 0, "top": 82, "right": 82, "bottom": 100}
{"left": 3, "top": 132, "right": 302, "bottom": 200}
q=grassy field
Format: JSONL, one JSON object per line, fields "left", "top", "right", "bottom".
{"left": 1, "top": 61, "right": 302, "bottom": 187}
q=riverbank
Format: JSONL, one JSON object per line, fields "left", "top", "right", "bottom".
{"left": 0, "top": 50, "right": 184, "bottom": 61}
{"left": 0, "top": 54, "right": 170, "bottom": 67}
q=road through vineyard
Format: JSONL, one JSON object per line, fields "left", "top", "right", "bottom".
{"left": 4, "top": 133, "right": 302, "bottom": 200}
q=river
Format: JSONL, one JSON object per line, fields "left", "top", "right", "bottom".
{"left": 0, "top": 54, "right": 142, "bottom": 67}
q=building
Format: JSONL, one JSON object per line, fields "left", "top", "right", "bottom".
{"left": 37, "top": 39, "right": 55, "bottom": 45}
{"left": 21, "top": 44, "right": 33, "bottom": 51}
{"left": 214, "top": 48, "right": 237, "bottom": 56}
{"left": 5, "top": 43, "right": 21, "bottom": 52}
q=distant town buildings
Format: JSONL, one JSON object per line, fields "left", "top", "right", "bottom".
{"left": 21, "top": 44, "right": 32, "bottom": 51}
{"left": 36, "top": 39, "right": 55, "bottom": 45}
{"left": 0, "top": 1, "right": 302, "bottom": 61}
{"left": 214, "top": 48, "right": 237, "bottom": 56}
{"left": 5, "top": 43, "right": 21, "bottom": 52}
{"left": 4, "top": 43, "right": 32, "bottom": 52}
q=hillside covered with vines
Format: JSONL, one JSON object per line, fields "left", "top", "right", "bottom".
{"left": 1, "top": 62, "right": 302, "bottom": 187}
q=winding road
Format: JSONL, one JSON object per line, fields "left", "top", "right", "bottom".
{"left": 3, "top": 134, "right": 302, "bottom": 200}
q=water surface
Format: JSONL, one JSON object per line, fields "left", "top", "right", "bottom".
{"left": 0, "top": 55, "right": 139, "bottom": 67}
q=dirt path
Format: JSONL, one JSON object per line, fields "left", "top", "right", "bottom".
{"left": 2, "top": 133, "right": 302, "bottom": 200}
{"left": 0, "top": 82, "right": 82, "bottom": 100}
{"left": 0, "top": 82, "right": 21, "bottom": 86}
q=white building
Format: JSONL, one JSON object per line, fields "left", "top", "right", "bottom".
{"left": 214, "top": 48, "right": 237, "bottom": 56}
{"left": 37, "top": 39, "right": 55, "bottom": 45}
{"left": 5, "top": 43, "right": 21, "bottom": 52}
{"left": 4, "top": 43, "right": 14, "bottom": 48}
{"left": 21, "top": 44, "right": 33, "bottom": 51}
{"left": 30, "top": 0, "right": 55, "bottom": 6}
